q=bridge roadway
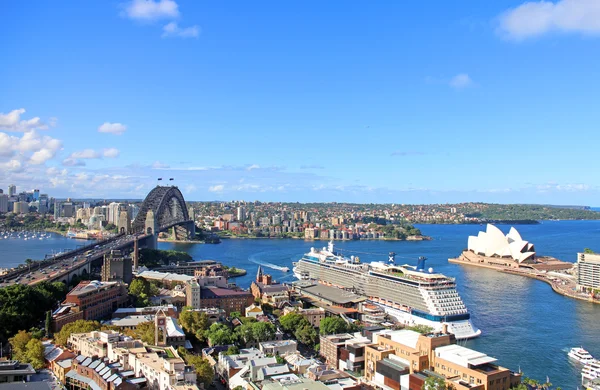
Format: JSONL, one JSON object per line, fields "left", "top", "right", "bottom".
{"left": 0, "top": 234, "right": 148, "bottom": 287}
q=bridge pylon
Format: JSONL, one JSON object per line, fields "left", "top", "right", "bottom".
{"left": 145, "top": 210, "right": 158, "bottom": 249}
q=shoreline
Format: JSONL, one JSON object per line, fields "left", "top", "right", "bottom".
{"left": 216, "top": 235, "right": 432, "bottom": 241}
{"left": 449, "top": 253, "right": 599, "bottom": 305}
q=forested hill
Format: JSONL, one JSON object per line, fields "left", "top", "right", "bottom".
{"left": 462, "top": 204, "right": 600, "bottom": 221}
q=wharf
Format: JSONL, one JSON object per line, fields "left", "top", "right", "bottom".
{"left": 449, "top": 251, "right": 600, "bottom": 305}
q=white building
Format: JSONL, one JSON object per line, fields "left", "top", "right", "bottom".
{"left": 467, "top": 224, "right": 535, "bottom": 263}
{"left": 577, "top": 252, "right": 600, "bottom": 293}
{"left": 259, "top": 340, "right": 297, "bottom": 357}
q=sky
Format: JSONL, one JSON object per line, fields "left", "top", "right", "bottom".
{"left": 2, "top": 0, "right": 600, "bottom": 204}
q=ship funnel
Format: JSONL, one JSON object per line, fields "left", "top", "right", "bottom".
{"left": 388, "top": 252, "right": 396, "bottom": 264}
{"left": 417, "top": 256, "right": 427, "bottom": 271}
{"left": 327, "top": 240, "right": 334, "bottom": 253}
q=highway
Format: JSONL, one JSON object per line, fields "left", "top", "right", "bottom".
{"left": 0, "top": 234, "right": 137, "bottom": 287}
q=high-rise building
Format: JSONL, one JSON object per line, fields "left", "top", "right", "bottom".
{"left": 33, "top": 189, "right": 40, "bottom": 201}
{"left": 101, "top": 250, "right": 133, "bottom": 284}
{"left": 108, "top": 202, "right": 121, "bottom": 225}
{"left": 0, "top": 194, "right": 8, "bottom": 213}
{"left": 54, "top": 201, "right": 62, "bottom": 219}
{"left": 577, "top": 252, "right": 600, "bottom": 293}
{"left": 62, "top": 201, "right": 74, "bottom": 218}
{"left": 8, "top": 184, "right": 16, "bottom": 197}
{"left": 237, "top": 206, "right": 245, "bottom": 221}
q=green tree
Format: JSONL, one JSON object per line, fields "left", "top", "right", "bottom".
{"left": 294, "top": 323, "right": 318, "bottom": 346}
{"left": 405, "top": 324, "right": 434, "bottom": 334}
{"left": 252, "top": 322, "right": 276, "bottom": 343}
{"left": 123, "top": 322, "right": 156, "bottom": 344}
{"left": 9, "top": 330, "right": 32, "bottom": 361}
{"left": 204, "top": 323, "right": 237, "bottom": 346}
{"left": 584, "top": 248, "right": 595, "bottom": 254}
{"left": 55, "top": 320, "right": 102, "bottom": 346}
{"left": 229, "top": 311, "right": 242, "bottom": 319}
{"left": 279, "top": 312, "right": 308, "bottom": 332}
{"left": 179, "top": 307, "right": 210, "bottom": 343}
{"left": 45, "top": 311, "right": 52, "bottom": 337}
{"left": 319, "top": 317, "right": 349, "bottom": 335}
{"left": 224, "top": 345, "right": 240, "bottom": 355}
{"left": 184, "top": 354, "right": 214, "bottom": 388}
{"left": 128, "top": 278, "right": 158, "bottom": 307}
{"left": 422, "top": 376, "right": 447, "bottom": 390}
{"left": 25, "top": 338, "right": 45, "bottom": 369}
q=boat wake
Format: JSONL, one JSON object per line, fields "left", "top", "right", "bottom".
{"left": 248, "top": 254, "right": 290, "bottom": 272}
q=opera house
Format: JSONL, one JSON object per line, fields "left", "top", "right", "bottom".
{"left": 466, "top": 224, "right": 536, "bottom": 264}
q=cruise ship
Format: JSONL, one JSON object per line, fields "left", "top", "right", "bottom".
{"left": 293, "top": 241, "right": 481, "bottom": 340}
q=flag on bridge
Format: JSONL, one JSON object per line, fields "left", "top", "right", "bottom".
{"left": 169, "top": 178, "right": 174, "bottom": 181}
{"left": 158, "top": 178, "right": 163, "bottom": 181}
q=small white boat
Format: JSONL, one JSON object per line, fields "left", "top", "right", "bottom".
{"left": 569, "top": 347, "right": 595, "bottom": 364}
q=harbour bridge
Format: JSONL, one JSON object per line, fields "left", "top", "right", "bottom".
{"left": 0, "top": 186, "right": 196, "bottom": 285}
{"left": 129, "top": 185, "right": 195, "bottom": 244}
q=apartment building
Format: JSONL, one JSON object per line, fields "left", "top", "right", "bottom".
{"left": 577, "top": 252, "right": 600, "bottom": 292}
{"left": 186, "top": 285, "right": 254, "bottom": 316}
{"left": 319, "top": 333, "right": 370, "bottom": 373}
{"left": 364, "top": 329, "right": 520, "bottom": 390}
{"left": 53, "top": 281, "right": 129, "bottom": 331}
{"left": 432, "top": 345, "right": 520, "bottom": 390}
{"left": 259, "top": 340, "right": 298, "bottom": 357}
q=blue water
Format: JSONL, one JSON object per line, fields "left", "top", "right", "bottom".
{"left": 0, "top": 233, "right": 94, "bottom": 268}
{"left": 160, "top": 221, "right": 600, "bottom": 389}
{"left": 1, "top": 222, "right": 599, "bottom": 387}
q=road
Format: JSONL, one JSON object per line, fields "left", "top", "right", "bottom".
{"left": 0, "top": 234, "right": 136, "bottom": 288}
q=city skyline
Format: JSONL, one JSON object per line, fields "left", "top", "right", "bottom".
{"left": 3, "top": 0, "right": 600, "bottom": 204}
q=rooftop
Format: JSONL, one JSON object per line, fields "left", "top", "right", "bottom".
{"left": 201, "top": 286, "right": 252, "bottom": 298}
{"left": 435, "top": 345, "right": 498, "bottom": 369}
{"left": 68, "top": 280, "right": 119, "bottom": 296}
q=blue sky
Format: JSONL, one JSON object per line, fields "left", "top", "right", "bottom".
{"left": 2, "top": 0, "right": 600, "bottom": 204}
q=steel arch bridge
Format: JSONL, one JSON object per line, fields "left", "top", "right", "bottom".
{"left": 132, "top": 186, "right": 193, "bottom": 235}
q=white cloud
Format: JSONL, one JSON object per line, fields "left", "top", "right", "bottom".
{"left": 71, "top": 149, "right": 101, "bottom": 159}
{"left": 98, "top": 122, "right": 127, "bottom": 135}
{"left": 208, "top": 184, "right": 224, "bottom": 192}
{"left": 449, "top": 73, "right": 474, "bottom": 89}
{"left": 498, "top": 0, "right": 600, "bottom": 40}
{"left": 246, "top": 164, "right": 261, "bottom": 171}
{"left": 122, "top": 0, "right": 179, "bottom": 21}
{"left": 62, "top": 158, "right": 86, "bottom": 167}
{"left": 0, "top": 159, "right": 23, "bottom": 172}
{"left": 161, "top": 22, "right": 200, "bottom": 38}
{"left": 152, "top": 161, "right": 170, "bottom": 169}
{"left": 30, "top": 149, "right": 56, "bottom": 165}
{"left": 103, "top": 148, "right": 120, "bottom": 158}
{"left": 0, "top": 108, "right": 49, "bottom": 132}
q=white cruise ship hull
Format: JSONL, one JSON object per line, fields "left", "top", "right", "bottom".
{"left": 373, "top": 302, "right": 482, "bottom": 340}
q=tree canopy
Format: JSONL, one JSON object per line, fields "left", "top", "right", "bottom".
{"left": 319, "top": 317, "right": 351, "bottom": 335}
{"left": 179, "top": 307, "right": 210, "bottom": 343}
{"left": 9, "top": 331, "right": 47, "bottom": 369}
{"left": 139, "top": 249, "right": 192, "bottom": 268}
{"left": 55, "top": 320, "right": 102, "bottom": 346}
{"left": 0, "top": 281, "right": 67, "bottom": 343}
{"left": 204, "top": 323, "right": 237, "bottom": 346}
{"left": 129, "top": 278, "right": 159, "bottom": 307}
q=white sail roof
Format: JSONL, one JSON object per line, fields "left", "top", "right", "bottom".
{"left": 467, "top": 224, "right": 535, "bottom": 263}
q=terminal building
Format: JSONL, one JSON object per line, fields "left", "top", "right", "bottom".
{"left": 576, "top": 252, "right": 600, "bottom": 293}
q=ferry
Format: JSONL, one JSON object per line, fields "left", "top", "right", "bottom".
{"left": 293, "top": 241, "right": 481, "bottom": 340}
{"left": 569, "top": 347, "right": 595, "bottom": 364}
{"left": 582, "top": 360, "right": 600, "bottom": 388}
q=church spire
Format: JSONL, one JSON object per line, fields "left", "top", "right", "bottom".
{"left": 256, "top": 265, "right": 263, "bottom": 282}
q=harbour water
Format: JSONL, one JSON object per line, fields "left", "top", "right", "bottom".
{"left": 160, "top": 220, "right": 600, "bottom": 389}
{"left": 0, "top": 232, "right": 94, "bottom": 269}
{"left": 1, "top": 221, "right": 600, "bottom": 387}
